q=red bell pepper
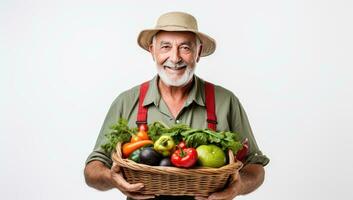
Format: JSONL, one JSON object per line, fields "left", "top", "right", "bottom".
{"left": 171, "top": 147, "right": 198, "bottom": 168}
{"left": 138, "top": 124, "right": 148, "bottom": 132}
{"left": 236, "top": 138, "right": 249, "bottom": 161}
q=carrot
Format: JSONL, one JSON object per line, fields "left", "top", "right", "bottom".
{"left": 122, "top": 140, "right": 153, "bottom": 158}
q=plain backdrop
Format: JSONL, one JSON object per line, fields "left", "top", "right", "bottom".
{"left": 1, "top": 0, "right": 353, "bottom": 199}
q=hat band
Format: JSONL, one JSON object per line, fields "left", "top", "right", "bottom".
{"left": 156, "top": 24, "right": 196, "bottom": 30}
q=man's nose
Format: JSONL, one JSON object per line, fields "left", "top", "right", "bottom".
{"left": 169, "top": 47, "right": 182, "bottom": 64}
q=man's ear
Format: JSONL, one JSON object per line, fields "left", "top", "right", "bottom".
{"left": 149, "top": 44, "right": 155, "bottom": 61}
{"left": 196, "top": 45, "right": 203, "bottom": 62}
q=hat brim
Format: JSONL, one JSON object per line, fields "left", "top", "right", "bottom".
{"left": 137, "top": 26, "right": 216, "bottom": 57}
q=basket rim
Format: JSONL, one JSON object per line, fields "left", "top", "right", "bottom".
{"left": 112, "top": 142, "right": 243, "bottom": 176}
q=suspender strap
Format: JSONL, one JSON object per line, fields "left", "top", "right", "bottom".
{"left": 136, "top": 81, "right": 150, "bottom": 126}
{"left": 204, "top": 81, "right": 217, "bottom": 131}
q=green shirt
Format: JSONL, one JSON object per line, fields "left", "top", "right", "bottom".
{"left": 86, "top": 75, "right": 269, "bottom": 199}
{"left": 86, "top": 76, "right": 269, "bottom": 199}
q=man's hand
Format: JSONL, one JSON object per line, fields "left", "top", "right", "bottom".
{"left": 84, "top": 161, "right": 154, "bottom": 200}
{"left": 110, "top": 163, "right": 155, "bottom": 200}
{"left": 195, "top": 164, "right": 265, "bottom": 200}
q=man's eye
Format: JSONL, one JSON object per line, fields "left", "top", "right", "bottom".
{"left": 161, "top": 46, "right": 170, "bottom": 49}
{"left": 180, "top": 46, "right": 191, "bottom": 51}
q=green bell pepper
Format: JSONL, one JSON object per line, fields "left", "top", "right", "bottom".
{"left": 154, "top": 135, "right": 176, "bottom": 157}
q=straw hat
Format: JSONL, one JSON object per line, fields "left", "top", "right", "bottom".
{"left": 137, "top": 11, "right": 216, "bottom": 57}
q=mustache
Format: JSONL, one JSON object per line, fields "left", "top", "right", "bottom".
{"left": 163, "top": 59, "right": 187, "bottom": 69}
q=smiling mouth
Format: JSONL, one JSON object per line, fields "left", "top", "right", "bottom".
{"left": 164, "top": 66, "right": 187, "bottom": 70}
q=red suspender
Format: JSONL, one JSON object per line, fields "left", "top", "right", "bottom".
{"left": 136, "top": 81, "right": 150, "bottom": 126}
{"left": 204, "top": 81, "right": 218, "bottom": 131}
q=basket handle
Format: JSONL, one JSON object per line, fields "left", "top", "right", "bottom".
{"left": 228, "top": 149, "right": 235, "bottom": 164}
{"left": 116, "top": 142, "right": 123, "bottom": 158}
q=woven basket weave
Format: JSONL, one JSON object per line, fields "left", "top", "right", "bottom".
{"left": 112, "top": 143, "right": 243, "bottom": 196}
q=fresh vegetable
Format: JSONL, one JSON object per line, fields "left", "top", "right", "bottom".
{"left": 148, "top": 121, "right": 189, "bottom": 142}
{"left": 129, "top": 148, "right": 143, "bottom": 163}
{"left": 122, "top": 140, "right": 153, "bottom": 158}
{"left": 171, "top": 147, "right": 198, "bottom": 168}
{"left": 154, "top": 135, "right": 176, "bottom": 157}
{"left": 139, "top": 147, "right": 162, "bottom": 166}
{"left": 138, "top": 124, "right": 148, "bottom": 132}
{"left": 159, "top": 157, "right": 173, "bottom": 166}
{"left": 177, "top": 140, "right": 187, "bottom": 149}
{"left": 235, "top": 138, "right": 249, "bottom": 161}
{"left": 130, "top": 130, "right": 149, "bottom": 143}
{"left": 196, "top": 144, "right": 226, "bottom": 168}
{"left": 101, "top": 118, "right": 136, "bottom": 154}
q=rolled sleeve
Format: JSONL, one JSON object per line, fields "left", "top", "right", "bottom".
{"left": 244, "top": 150, "right": 270, "bottom": 166}
{"left": 230, "top": 95, "right": 270, "bottom": 166}
{"left": 85, "top": 150, "right": 113, "bottom": 168}
{"left": 85, "top": 96, "right": 122, "bottom": 168}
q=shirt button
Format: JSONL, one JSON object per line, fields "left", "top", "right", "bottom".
{"left": 176, "top": 120, "right": 180, "bottom": 124}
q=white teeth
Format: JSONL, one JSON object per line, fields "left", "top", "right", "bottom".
{"left": 165, "top": 66, "right": 187, "bottom": 70}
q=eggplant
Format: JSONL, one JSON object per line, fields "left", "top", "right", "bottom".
{"left": 159, "top": 157, "right": 172, "bottom": 166}
{"left": 139, "top": 147, "right": 162, "bottom": 166}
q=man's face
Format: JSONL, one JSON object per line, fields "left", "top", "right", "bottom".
{"left": 149, "top": 31, "right": 201, "bottom": 87}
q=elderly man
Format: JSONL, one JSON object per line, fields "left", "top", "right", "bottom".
{"left": 84, "top": 11, "right": 269, "bottom": 200}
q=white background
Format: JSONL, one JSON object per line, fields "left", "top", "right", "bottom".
{"left": 1, "top": 0, "right": 352, "bottom": 199}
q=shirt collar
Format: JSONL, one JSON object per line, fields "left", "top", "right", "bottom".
{"left": 185, "top": 75, "right": 205, "bottom": 107}
{"left": 142, "top": 75, "right": 206, "bottom": 107}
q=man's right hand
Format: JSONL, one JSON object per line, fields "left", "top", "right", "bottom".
{"left": 84, "top": 160, "right": 155, "bottom": 200}
{"left": 110, "top": 162, "right": 155, "bottom": 200}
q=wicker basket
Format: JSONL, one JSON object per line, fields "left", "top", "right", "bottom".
{"left": 112, "top": 142, "right": 243, "bottom": 196}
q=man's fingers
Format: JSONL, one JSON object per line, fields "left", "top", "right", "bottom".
{"left": 111, "top": 162, "right": 120, "bottom": 173}
{"left": 111, "top": 163, "right": 145, "bottom": 191}
{"left": 111, "top": 170, "right": 144, "bottom": 192}
{"left": 110, "top": 165, "right": 153, "bottom": 200}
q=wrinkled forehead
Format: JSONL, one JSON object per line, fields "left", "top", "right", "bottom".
{"left": 154, "top": 31, "right": 197, "bottom": 44}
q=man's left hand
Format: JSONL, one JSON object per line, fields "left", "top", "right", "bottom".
{"left": 195, "top": 164, "right": 265, "bottom": 200}
{"left": 195, "top": 172, "right": 242, "bottom": 200}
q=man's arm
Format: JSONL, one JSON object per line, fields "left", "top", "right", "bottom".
{"left": 84, "top": 161, "right": 155, "bottom": 199}
{"left": 84, "top": 161, "right": 114, "bottom": 191}
{"left": 236, "top": 163, "right": 265, "bottom": 195}
{"left": 195, "top": 163, "right": 265, "bottom": 200}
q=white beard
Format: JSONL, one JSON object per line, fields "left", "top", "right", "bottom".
{"left": 156, "top": 64, "right": 195, "bottom": 87}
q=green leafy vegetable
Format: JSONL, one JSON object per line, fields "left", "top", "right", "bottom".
{"left": 101, "top": 118, "right": 135, "bottom": 154}
{"left": 149, "top": 122, "right": 243, "bottom": 154}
